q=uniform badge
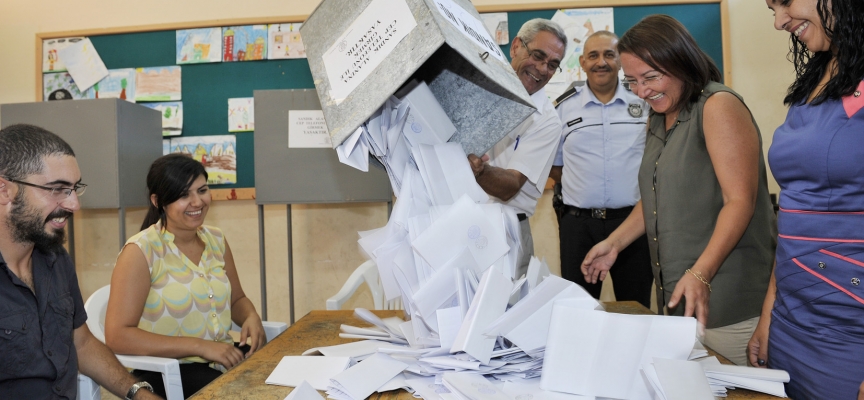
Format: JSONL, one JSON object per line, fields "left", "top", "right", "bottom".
{"left": 628, "top": 103, "right": 643, "bottom": 118}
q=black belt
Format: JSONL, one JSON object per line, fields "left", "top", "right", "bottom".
{"left": 564, "top": 205, "right": 633, "bottom": 220}
{"left": 517, "top": 213, "right": 528, "bottom": 221}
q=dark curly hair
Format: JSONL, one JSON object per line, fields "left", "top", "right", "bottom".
{"left": 784, "top": 0, "right": 864, "bottom": 105}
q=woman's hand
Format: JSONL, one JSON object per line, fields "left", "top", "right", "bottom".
{"left": 198, "top": 340, "right": 245, "bottom": 369}
{"left": 667, "top": 270, "right": 711, "bottom": 329}
{"left": 240, "top": 313, "right": 266, "bottom": 357}
{"left": 747, "top": 315, "right": 771, "bottom": 367}
{"left": 581, "top": 240, "right": 619, "bottom": 284}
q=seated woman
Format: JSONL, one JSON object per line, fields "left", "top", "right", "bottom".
{"left": 104, "top": 154, "right": 265, "bottom": 398}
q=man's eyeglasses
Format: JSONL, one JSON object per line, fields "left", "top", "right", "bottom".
{"left": 623, "top": 72, "right": 664, "bottom": 89}
{"left": 6, "top": 178, "right": 87, "bottom": 199}
{"left": 521, "top": 40, "right": 562, "bottom": 73}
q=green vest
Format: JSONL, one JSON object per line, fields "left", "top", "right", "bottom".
{"left": 639, "top": 81, "right": 776, "bottom": 328}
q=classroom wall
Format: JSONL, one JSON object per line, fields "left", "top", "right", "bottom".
{"left": 0, "top": 0, "right": 791, "bottom": 325}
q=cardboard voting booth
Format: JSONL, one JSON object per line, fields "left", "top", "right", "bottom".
{"left": 301, "top": 0, "right": 534, "bottom": 156}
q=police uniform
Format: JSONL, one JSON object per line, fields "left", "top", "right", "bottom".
{"left": 553, "top": 82, "right": 653, "bottom": 307}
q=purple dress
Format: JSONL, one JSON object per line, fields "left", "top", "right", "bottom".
{"left": 767, "top": 81, "right": 864, "bottom": 400}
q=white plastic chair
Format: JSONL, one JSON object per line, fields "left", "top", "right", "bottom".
{"left": 326, "top": 260, "right": 402, "bottom": 310}
{"left": 78, "top": 284, "right": 287, "bottom": 400}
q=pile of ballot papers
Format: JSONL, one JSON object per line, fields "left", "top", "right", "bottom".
{"left": 279, "top": 77, "right": 796, "bottom": 400}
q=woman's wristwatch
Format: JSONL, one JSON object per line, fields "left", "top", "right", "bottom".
{"left": 125, "top": 381, "right": 154, "bottom": 399}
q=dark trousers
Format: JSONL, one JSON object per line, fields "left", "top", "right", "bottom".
{"left": 558, "top": 211, "right": 653, "bottom": 309}
{"left": 132, "top": 363, "right": 222, "bottom": 399}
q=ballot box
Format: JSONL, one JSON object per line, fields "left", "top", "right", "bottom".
{"left": 300, "top": 0, "right": 534, "bottom": 156}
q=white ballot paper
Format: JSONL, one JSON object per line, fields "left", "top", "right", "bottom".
{"left": 327, "top": 353, "right": 408, "bottom": 400}
{"left": 301, "top": 339, "right": 406, "bottom": 360}
{"left": 265, "top": 356, "right": 351, "bottom": 391}
{"left": 284, "top": 380, "right": 324, "bottom": 400}
{"left": 450, "top": 264, "right": 512, "bottom": 364}
{"left": 412, "top": 194, "right": 509, "bottom": 272}
{"left": 541, "top": 307, "right": 696, "bottom": 400}
{"left": 442, "top": 372, "right": 512, "bottom": 400}
{"left": 648, "top": 358, "right": 714, "bottom": 400}
{"left": 702, "top": 363, "right": 790, "bottom": 397}
{"left": 401, "top": 81, "right": 457, "bottom": 147}
{"left": 336, "top": 127, "right": 369, "bottom": 171}
{"left": 484, "top": 275, "right": 600, "bottom": 353}
{"left": 323, "top": 0, "right": 417, "bottom": 103}
{"left": 501, "top": 379, "right": 593, "bottom": 400}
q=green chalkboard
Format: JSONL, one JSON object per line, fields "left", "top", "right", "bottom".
{"left": 84, "top": 3, "right": 722, "bottom": 189}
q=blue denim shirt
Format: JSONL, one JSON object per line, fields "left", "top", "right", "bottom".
{"left": 0, "top": 248, "right": 87, "bottom": 400}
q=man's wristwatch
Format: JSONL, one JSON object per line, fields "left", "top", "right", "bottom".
{"left": 125, "top": 381, "right": 154, "bottom": 399}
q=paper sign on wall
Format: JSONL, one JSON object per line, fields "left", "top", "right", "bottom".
{"left": 432, "top": 0, "right": 506, "bottom": 63}
{"left": 322, "top": 0, "right": 417, "bottom": 103}
{"left": 288, "top": 110, "right": 333, "bottom": 148}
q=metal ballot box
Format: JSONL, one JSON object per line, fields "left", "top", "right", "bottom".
{"left": 301, "top": 0, "right": 535, "bottom": 156}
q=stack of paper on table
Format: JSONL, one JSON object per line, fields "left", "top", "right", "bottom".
{"left": 703, "top": 362, "right": 789, "bottom": 397}
{"left": 283, "top": 381, "right": 324, "bottom": 400}
{"left": 641, "top": 358, "right": 715, "bottom": 400}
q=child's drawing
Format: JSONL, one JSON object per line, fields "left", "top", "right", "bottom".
{"left": 222, "top": 25, "right": 267, "bottom": 62}
{"left": 57, "top": 38, "right": 108, "bottom": 92}
{"left": 480, "top": 13, "right": 509, "bottom": 45}
{"left": 228, "top": 98, "right": 254, "bottom": 132}
{"left": 267, "top": 23, "right": 305, "bottom": 59}
{"left": 43, "top": 72, "right": 87, "bottom": 101}
{"left": 85, "top": 68, "right": 136, "bottom": 102}
{"left": 43, "top": 37, "right": 84, "bottom": 72}
{"left": 142, "top": 102, "right": 183, "bottom": 136}
{"left": 170, "top": 135, "right": 237, "bottom": 185}
{"left": 135, "top": 66, "right": 182, "bottom": 102}
{"left": 176, "top": 28, "right": 222, "bottom": 64}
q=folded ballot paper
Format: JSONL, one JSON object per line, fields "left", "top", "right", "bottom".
{"left": 702, "top": 362, "right": 790, "bottom": 397}
{"left": 326, "top": 353, "right": 409, "bottom": 400}
{"left": 541, "top": 307, "right": 697, "bottom": 400}
{"left": 283, "top": 381, "right": 324, "bottom": 400}
{"left": 265, "top": 356, "right": 351, "bottom": 391}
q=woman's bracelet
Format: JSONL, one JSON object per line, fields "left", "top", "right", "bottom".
{"left": 685, "top": 268, "right": 712, "bottom": 292}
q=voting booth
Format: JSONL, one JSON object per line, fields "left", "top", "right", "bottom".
{"left": 301, "top": 0, "right": 534, "bottom": 156}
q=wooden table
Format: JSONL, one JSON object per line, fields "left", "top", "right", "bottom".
{"left": 190, "top": 303, "right": 777, "bottom": 399}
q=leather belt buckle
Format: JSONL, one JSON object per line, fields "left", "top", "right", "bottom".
{"left": 591, "top": 208, "right": 607, "bottom": 219}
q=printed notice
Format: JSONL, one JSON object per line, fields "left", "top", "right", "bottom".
{"left": 288, "top": 110, "right": 333, "bottom": 148}
{"left": 323, "top": 0, "right": 417, "bottom": 103}
{"left": 432, "top": 0, "right": 506, "bottom": 63}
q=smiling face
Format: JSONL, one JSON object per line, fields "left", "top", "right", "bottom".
{"left": 767, "top": 0, "right": 831, "bottom": 52}
{"left": 158, "top": 174, "right": 210, "bottom": 233}
{"left": 5, "top": 155, "right": 81, "bottom": 252}
{"left": 510, "top": 31, "right": 565, "bottom": 95}
{"left": 620, "top": 52, "right": 685, "bottom": 117}
{"left": 580, "top": 34, "right": 620, "bottom": 90}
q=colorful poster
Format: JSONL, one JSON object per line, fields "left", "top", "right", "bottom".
{"left": 85, "top": 68, "right": 136, "bottom": 102}
{"left": 288, "top": 110, "right": 332, "bottom": 148}
{"left": 57, "top": 37, "right": 109, "bottom": 92}
{"left": 267, "top": 23, "right": 306, "bottom": 59}
{"left": 142, "top": 102, "right": 183, "bottom": 136}
{"left": 548, "top": 8, "right": 615, "bottom": 101}
{"left": 42, "top": 37, "right": 84, "bottom": 72}
{"left": 170, "top": 135, "right": 237, "bottom": 185}
{"left": 176, "top": 28, "right": 222, "bottom": 64}
{"left": 222, "top": 25, "right": 267, "bottom": 62}
{"left": 135, "top": 66, "right": 182, "bottom": 101}
{"left": 43, "top": 72, "right": 87, "bottom": 101}
{"left": 480, "top": 13, "right": 509, "bottom": 45}
{"left": 228, "top": 98, "right": 254, "bottom": 132}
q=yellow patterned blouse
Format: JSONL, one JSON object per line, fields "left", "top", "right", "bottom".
{"left": 126, "top": 222, "right": 233, "bottom": 366}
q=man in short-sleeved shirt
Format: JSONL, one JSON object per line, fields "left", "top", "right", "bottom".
{"left": 550, "top": 31, "right": 653, "bottom": 307}
{"left": 0, "top": 124, "right": 161, "bottom": 400}
{"left": 468, "top": 19, "right": 565, "bottom": 278}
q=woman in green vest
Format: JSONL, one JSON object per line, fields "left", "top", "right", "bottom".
{"left": 580, "top": 15, "right": 776, "bottom": 366}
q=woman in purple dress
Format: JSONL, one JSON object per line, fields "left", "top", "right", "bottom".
{"left": 748, "top": 0, "right": 864, "bottom": 398}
